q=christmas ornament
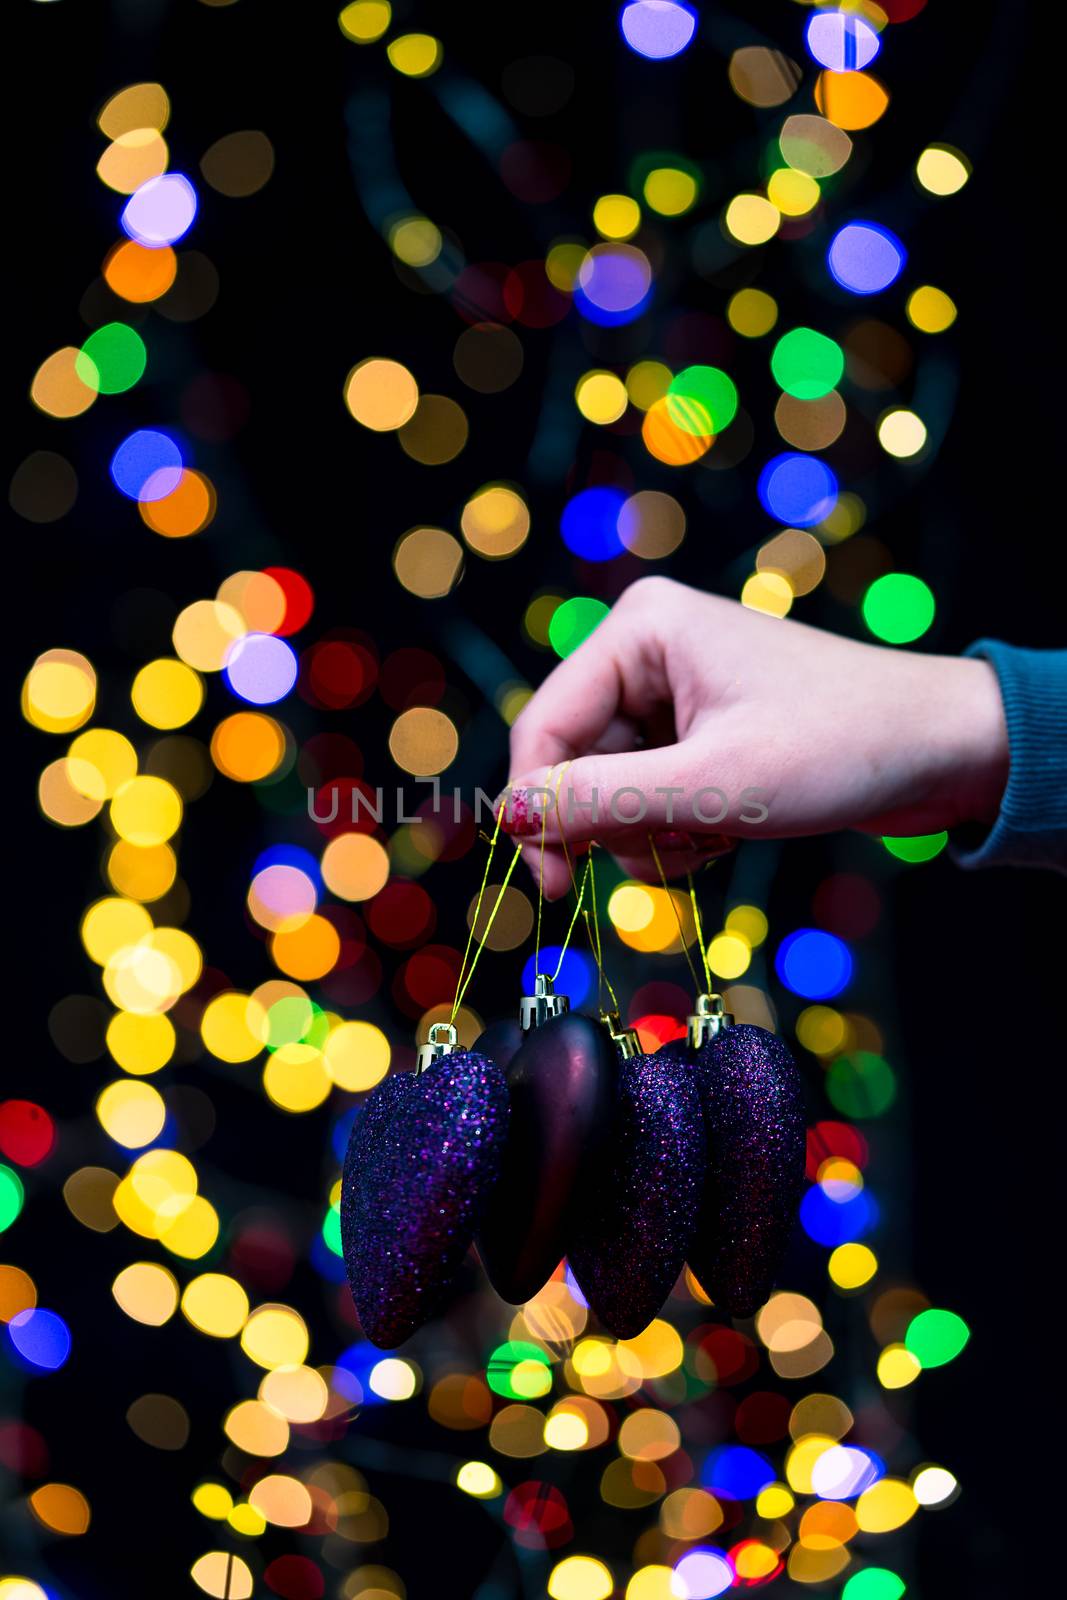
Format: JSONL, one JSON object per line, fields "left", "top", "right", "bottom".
{"left": 660, "top": 995, "right": 806, "bottom": 1318}
{"left": 340, "top": 1022, "right": 508, "bottom": 1348}
{"left": 478, "top": 975, "right": 616, "bottom": 1305}
{"left": 568, "top": 1012, "right": 705, "bottom": 1339}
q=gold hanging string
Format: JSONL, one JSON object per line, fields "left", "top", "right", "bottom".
{"left": 647, "top": 833, "right": 703, "bottom": 994}
{"left": 532, "top": 766, "right": 554, "bottom": 979}
{"left": 584, "top": 845, "right": 620, "bottom": 1017}
{"left": 451, "top": 835, "right": 524, "bottom": 1023}
{"left": 688, "top": 868, "right": 713, "bottom": 994}
{"left": 551, "top": 853, "right": 592, "bottom": 984}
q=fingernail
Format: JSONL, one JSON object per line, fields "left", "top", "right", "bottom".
{"left": 497, "top": 787, "right": 544, "bottom": 838}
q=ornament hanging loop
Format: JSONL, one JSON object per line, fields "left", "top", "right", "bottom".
{"left": 519, "top": 973, "right": 570, "bottom": 1032}
{"left": 416, "top": 1021, "right": 458, "bottom": 1074}
{"left": 687, "top": 990, "right": 734, "bottom": 1048}
{"left": 601, "top": 1009, "right": 641, "bottom": 1060}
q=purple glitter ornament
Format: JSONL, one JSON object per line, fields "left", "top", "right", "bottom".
{"left": 661, "top": 1022, "right": 806, "bottom": 1317}
{"left": 568, "top": 1052, "right": 705, "bottom": 1339}
{"left": 340, "top": 1050, "right": 508, "bottom": 1348}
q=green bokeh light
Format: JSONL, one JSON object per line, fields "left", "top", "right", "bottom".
{"left": 666, "top": 365, "right": 738, "bottom": 435}
{"left": 322, "top": 1204, "right": 342, "bottom": 1256}
{"left": 826, "top": 1051, "right": 896, "bottom": 1118}
{"left": 882, "top": 832, "right": 948, "bottom": 863}
{"left": 548, "top": 596, "right": 610, "bottom": 659}
{"left": 770, "top": 327, "right": 844, "bottom": 399}
{"left": 862, "top": 573, "right": 936, "bottom": 645}
{"left": 0, "top": 1164, "right": 24, "bottom": 1232}
{"left": 486, "top": 1339, "right": 552, "bottom": 1399}
{"left": 905, "top": 1308, "right": 970, "bottom": 1369}
{"left": 265, "top": 995, "right": 325, "bottom": 1051}
{"left": 77, "top": 322, "right": 147, "bottom": 394}
{"left": 842, "top": 1570, "right": 906, "bottom": 1600}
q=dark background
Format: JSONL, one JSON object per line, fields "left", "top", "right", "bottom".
{"left": 6, "top": 2, "right": 1061, "bottom": 1596}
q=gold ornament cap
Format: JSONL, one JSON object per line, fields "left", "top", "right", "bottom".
{"left": 601, "top": 1009, "right": 641, "bottom": 1060}
{"left": 416, "top": 1021, "right": 458, "bottom": 1074}
{"left": 519, "top": 973, "right": 570, "bottom": 1031}
{"left": 687, "top": 991, "right": 734, "bottom": 1048}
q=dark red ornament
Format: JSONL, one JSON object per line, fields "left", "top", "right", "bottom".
{"left": 478, "top": 979, "right": 615, "bottom": 1305}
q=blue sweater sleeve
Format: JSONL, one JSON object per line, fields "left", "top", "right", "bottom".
{"left": 951, "top": 640, "right": 1067, "bottom": 873}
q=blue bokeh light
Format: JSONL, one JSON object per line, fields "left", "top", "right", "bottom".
{"left": 702, "top": 1444, "right": 776, "bottom": 1500}
{"left": 673, "top": 1548, "right": 734, "bottom": 1599}
{"left": 757, "top": 453, "right": 838, "bottom": 527}
{"left": 111, "top": 429, "right": 184, "bottom": 502}
{"left": 121, "top": 172, "right": 198, "bottom": 248}
{"left": 560, "top": 487, "right": 626, "bottom": 560}
{"left": 253, "top": 843, "right": 323, "bottom": 889}
{"left": 800, "top": 1184, "right": 878, "bottom": 1246}
{"left": 620, "top": 1, "right": 698, "bottom": 60}
{"left": 8, "top": 1307, "right": 71, "bottom": 1370}
{"left": 827, "top": 221, "right": 906, "bottom": 295}
{"left": 224, "top": 632, "right": 298, "bottom": 705}
{"left": 775, "top": 928, "right": 853, "bottom": 999}
{"left": 522, "top": 946, "right": 594, "bottom": 1008}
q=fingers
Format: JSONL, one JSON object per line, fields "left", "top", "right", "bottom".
{"left": 508, "top": 590, "right": 666, "bottom": 780}
{"left": 502, "top": 748, "right": 695, "bottom": 846}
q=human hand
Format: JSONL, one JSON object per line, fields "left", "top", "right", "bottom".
{"left": 502, "top": 577, "right": 1009, "bottom": 899}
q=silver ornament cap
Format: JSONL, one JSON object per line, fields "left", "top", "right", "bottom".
{"left": 416, "top": 1021, "right": 459, "bottom": 1074}
{"left": 519, "top": 973, "right": 570, "bottom": 1031}
{"left": 687, "top": 991, "right": 734, "bottom": 1049}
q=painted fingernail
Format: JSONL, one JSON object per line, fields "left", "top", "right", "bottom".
{"left": 497, "top": 787, "right": 544, "bottom": 838}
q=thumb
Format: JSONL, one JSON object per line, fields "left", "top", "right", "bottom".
{"left": 500, "top": 748, "right": 699, "bottom": 845}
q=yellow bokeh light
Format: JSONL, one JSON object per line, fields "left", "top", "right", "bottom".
{"left": 66, "top": 729, "right": 137, "bottom": 801}
{"left": 156, "top": 1194, "right": 220, "bottom": 1259}
{"left": 38, "top": 759, "right": 103, "bottom": 828}
{"left": 547, "top": 1556, "right": 614, "bottom": 1600}
{"left": 386, "top": 32, "right": 441, "bottom": 77}
{"left": 110, "top": 775, "right": 183, "bottom": 846}
{"left": 132, "top": 659, "right": 204, "bottom": 729}
{"left": 913, "top": 1465, "right": 958, "bottom": 1506}
{"left": 757, "top": 1482, "right": 796, "bottom": 1519}
{"left": 323, "top": 1020, "right": 391, "bottom": 1091}
{"left": 181, "top": 1273, "right": 250, "bottom": 1338}
{"left": 456, "top": 1460, "right": 502, "bottom": 1497}
{"left": 724, "top": 194, "right": 780, "bottom": 245}
{"left": 338, "top": 2, "right": 392, "bottom": 44}
{"left": 643, "top": 167, "right": 698, "bottom": 216}
{"left": 725, "top": 904, "right": 768, "bottom": 947}
{"left": 81, "top": 897, "right": 154, "bottom": 965}
{"left": 192, "top": 1483, "right": 233, "bottom": 1520}
{"left": 389, "top": 214, "right": 442, "bottom": 266}
{"left": 545, "top": 240, "right": 586, "bottom": 291}
{"left": 172, "top": 600, "right": 246, "bottom": 673}
{"left": 30, "top": 347, "right": 97, "bottom": 419}
{"left": 270, "top": 917, "right": 341, "bottom": 982}
{"left": 23, "top": 650, "right": 96, "bottom": 733}
{"left": 259, "top": 1363, "right": 329, "bottom": 1423}
{"left": 111, "top": 1261, "right": 179, "bottom": 1325}
{"left": 617, "top": 1409, "right": 681, "bottom": 1462}
{"left": 856, "top": 1478, "right": 918, "bottom": 1533}
{"left": 223, "top": 1398, "right": 290, "bottom": 1456}
{"left": 907, "top": 284, "right": 957, "bottom": 334}
{"left": 625, "top": 360, "right": 672, "bottom": 411}
{"left": 829, "top": 1242, "right": 878, "bottom": 1290}
{"left": 96, "top": 1079, "right": 166, "bottom": 1148}
{"left": 228, "top": 1503, "right": 267, "bottom": 1536}
{"left": 916, "top": 145, "right": 970, "bottom": 196}
{"left": 796, "top": 1004, "right": 847, "bottom": 1055}
{"left": 877, "top": 1342, "right": 922, "bottom": 1389}
{"left": 248, "top": 1473, "right": 313, "bottom": 1528}
{"left": 190, "top": 1554, "right": 253, "bottom": 1600}
{"left": 200, "top": 991, "right": 266, "bottom": 1062}
{"left": 728, "top": 287, "right": 778, "bottom": 338}
{"left": 98, "top": 82, "right": 171, "bottom": 139}
{"left": 708, "top": 932, "right": 751, "bottom": 980}
{"left": 767, "top": 167, "right": 820, "bottom": 216}
{"left": 369, "top": 1357, "right": 419, "bottom": 1400}
{"left": 97, "top": 129, "right": 170, "bottom": 195}
{"left": 544, "top": 1410, "right": 590, "bottom": 1451}
{"left": 107, "top": 840, "right": 178, "bottom": 903}
{"left": 741, "top": 570, "right": 793, "bottom": 617}
{"left": 263, "top": 1042, "right": 333, "bottom": 1111}
{"left": 593, "top": 193, "right": 641, "bottom": 240}
{"left": 241, "top": 1303, "right": 310, "bottom": 1370}
{"left": 620, "top": 1319, "right": 683, "bottom": 1379}
{"left": 575, "top": 370, "right": 628, "bottom": 425}
{"left": 106, "top": 1009, "right": 176, "bottom": 1075}
{"left": 461, "top": 484, "right": 531, "bottom": 560}
{"left": 608, "top": 883, "right": 654, "bottom": 934}
{"left": 642, "top": 395, "right": 713, "bottom": 465}
{"left": 878, "top": 408, "right": 927, "bottom": 458}
{"left": 626, "top": 1568, "right": 675, "bottom": 1600}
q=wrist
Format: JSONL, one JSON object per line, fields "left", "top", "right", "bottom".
{"left": 942, "top": 656, "right": 1009, "bottom": 826}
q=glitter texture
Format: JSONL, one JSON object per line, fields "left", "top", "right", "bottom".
{"left": 340, "top": 1051, "right": 508, "bottom": 1348}
{"left": 568, "top": 1053, "right": 705, "bottom": 1339}
{"left": 663, "top": 1023, "right": 806, "bottom": 1318}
